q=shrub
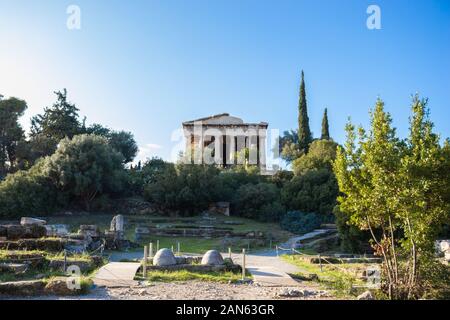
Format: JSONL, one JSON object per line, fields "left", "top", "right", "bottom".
{"left": 233, "top": 183, "right": 284, "bottom": 221}
{"left": 280, "top": 211, "right": 330, "bottom": 234}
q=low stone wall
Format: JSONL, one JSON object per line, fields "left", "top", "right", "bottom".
{"left": 136, "top": 226, "right": 264, "bottom": 239}
{"left": 0, "top": 238, "right": 66, "bottom": 251}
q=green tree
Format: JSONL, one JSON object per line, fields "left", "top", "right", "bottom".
{"left": 0, "top": 160, "right": 58, "bottom": 218}
{"left": 234, "top": 182, "right": 284, "bottom": 221}
{"left": 0, "top": 97, "right": 27, "bottom": 177}
{"left": 42, "top": 134, "right": 125, "bottom": 211}
{"left": 333, "top": 97, "right": 449, "bottom": 299}
{"left": 108, "top": 131, "right": 138, "bottom": 163}
{"left": 321, "top": 108, "right": 330, "bottom": 140}
{"left": 292, "top": 139, "right": 338, "bottom": 176}
{"left": 281, "top": 169, "right": 338, "bottom": 215}
{"left": 31, "top": 89, "right": 83, "bottom": 141}
{"left": 298, "top": 71, "right": 312, "bottom": 152}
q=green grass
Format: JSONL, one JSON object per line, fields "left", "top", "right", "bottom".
{"left": 281, "top": 254, "right": 371, "bottom": 298}
{"left": 137, "top": 269, "right": 245, "bottom": 283}
{"left": 0, "top": 249, "right": 103, "bottom": 287}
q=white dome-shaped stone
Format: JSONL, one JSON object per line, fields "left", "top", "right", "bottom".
{"left": 201, "top": 250, "right": 224, "bottom": 265}
{"left": 153, "top": 248, "right": 177, "bottom": 266}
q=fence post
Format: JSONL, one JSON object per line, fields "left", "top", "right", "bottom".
{"left": 177, "top": 242, "right": 180, "bottom": 255}
{"left": 143, "top": 245, "right": 148, "bottom": 278}
{"left": 276, "top": 245, "right": 279, "bottom": 257}
{"left": 149, "top": 242, "right": 153, "bottom": 258}
{"left": 242, "top": 248, "right": 246, "bottom": 280}
{"left": 319, "top": 254, "right": 323, "bottom": 272}
{"left": 269, "top": 239, "right": 272, "bottom": 250}
{"left": 171, "top": 245, "right": 174, "bottom": 253}
{"left": 156, "top": 240, "right": 160, "bottom": 252}
{"left": 228, "top": 247, "right": 232, "bottom": 259}
{"left": 63, "top": 249, "right": 67, "bottom": 273}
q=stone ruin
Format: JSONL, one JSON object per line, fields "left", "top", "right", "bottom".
{"left": 0, "top": 215, "right": 137, "bottom": 253}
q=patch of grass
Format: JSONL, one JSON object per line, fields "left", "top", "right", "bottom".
{"left": 138, "top": 269, "right": 244, "bottom": 283}
{"left": 281, "top": 254, "right": 371, "bottom": 298}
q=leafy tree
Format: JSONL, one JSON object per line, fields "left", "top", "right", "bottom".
{"left": 31, "top": 89, "right": 83, "bottom": 141}
{"left": 281, "top": 169, "right": 338, "bottom": 215}
{"left": 333, "top": 96, "right": 449, "bottom": 299}
{"left": 234, "top": 182, "right": 284, "bottom": 221}
{"left": 42, "top": 134, "right": 125, "bottom": 211}
{"left": 85, "top": 124, "right": 138, "bottom": 164}
{"left": 292, "top": 139, "right": 338, "bottom": 176}
{"left": 15, "top": 134, "right": 58, "bottom": 170}
{"left": 144, "top": 164, "right": 222, "bottom": 215}
{"left": 298, "top": 71, "right": 312, "bottom": 152}
{"left": 321, "top": 108, "right": 330, "bottom": 140}
{"left": 0, "top": 160, "right": 58, "bottom": 218}
{"left": 0, "top": 97, "right": 27, "bottom": 177}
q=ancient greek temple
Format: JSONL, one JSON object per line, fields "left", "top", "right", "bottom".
{"left": 182, "top": 113, "right": 268, "bottom": 169}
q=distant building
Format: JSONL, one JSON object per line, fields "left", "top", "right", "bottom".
{"left": 182, "top": 113, "right": 268, "bottom": 170}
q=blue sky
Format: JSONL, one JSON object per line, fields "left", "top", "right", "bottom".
{"left": 0, "top": 0, "right": 449, "bottom": 162}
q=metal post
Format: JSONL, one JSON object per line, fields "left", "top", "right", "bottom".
{"left": 143, "top": 245, "right": 148, "bottom": 278}
{"left": 242, "top": 248, "right": 246, "bottom": 280}
{"left": 319, "top": 254, "right": 323, "bottom": 272}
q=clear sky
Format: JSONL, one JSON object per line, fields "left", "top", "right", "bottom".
{"left": 1, "top": 0, "right": 449, "bottom": 162}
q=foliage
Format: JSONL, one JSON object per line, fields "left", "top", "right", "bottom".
{"left": 42, "top": 134, "right": 125, "bottom": 211}
{"left": 280, "top": 211, "right": 327, "bottom": 234}
{"left": 298, "top": 71, "right": 312, "bottom": 152}
{"left": 292, "top": 139, "right": 338, "bottom": 176}
{"left": 321, "top": 108, "right": 330, "bottom": 140}
{"left": 144, "top": 164, "right": 222, "bottom": 215}
{"left": 234, "top": 182, "right": 284, "bottom": 221}
{"left": 30, "top": 89, "right": 83, "bottom": 141}
{"left": 0, "top": 161, "right": 58, "bottom": 218}
{"left": 108, "top": 131, "right": 138, "bottom": 163}
{"left": 281, "top": 169, "right": 338, "bottom": 215}
{"left": 333, "top": 96, "right": 450, "bottom": 299}
{"left": 0, "top": 97, "right": 27, "bottom": 177}
{"left": 333, "top": 206, "right": 372, "bottom": 253}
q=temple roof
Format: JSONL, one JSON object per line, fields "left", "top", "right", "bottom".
{"left": 183, "top": 113, "right": 268, "bottom": 127}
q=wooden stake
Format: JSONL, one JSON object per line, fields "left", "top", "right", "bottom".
{"left": 149, "top": 242, "right": 153, "bottom": 258}
{"left": 228, "top": 247, "right": 232, "bottom": 259}
{"left": 143, "top": 245, "right": 148, "bottom": 278}
{"left": 242, "top": 248, "right": 246, "bottom": 280}
{"left": 319, "top": 254, "right": 323, "bottom": 272}
{"left": 156, "top": 240, "right": 160, "bottom": 252}
{"left": 177, "top": 242, "right": 180, "bottom": 255}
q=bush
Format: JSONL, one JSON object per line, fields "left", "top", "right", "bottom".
{"left": 233, "top": 183, "right": 284, "bottom": 221}
{"left": 144, "top": 164, "right": 223, "bottom": 215}
{"left": 0, "top": 161, "right": 59, "bottom": 218}
{"left": 281, "top": 169, "right": 338, "bottom": 214}
{"left": 280, "top": 211, "right": 330, "bottom": 234}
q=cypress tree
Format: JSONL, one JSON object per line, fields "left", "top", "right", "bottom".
{"left": 298, "top": 70, "right": 312, "bottom": 151}
{"left": 321, "top": 108, "right": 330, "bottom": 140}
